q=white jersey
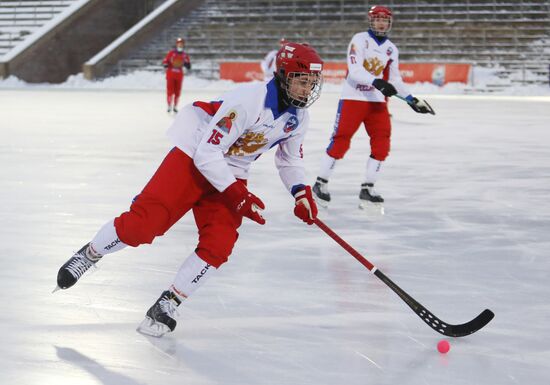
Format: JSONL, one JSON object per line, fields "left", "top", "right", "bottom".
{"left": 167, "top": 80, "right": 308, "bottom": 193}
{"left": 341, "top": 31, "right": 410, "bottom": 102}
{"left": 261, "top": 49, "right": 278, "bottom": 80}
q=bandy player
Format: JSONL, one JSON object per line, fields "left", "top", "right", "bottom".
{"left": 312, "top": 5, "right": 434, "bottom": 211}
{"left": 56, "top": 43, "right": 323, "bottom": 337}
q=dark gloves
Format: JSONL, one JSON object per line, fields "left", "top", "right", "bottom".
{"left": 372, "top": 78, "right": 397, "bottom": 97}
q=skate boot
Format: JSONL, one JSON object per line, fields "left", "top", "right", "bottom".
{"left": 56, "top": 243, "right": 102, "bottom": 290}
{"left": 359, "top": 183, "right": 385, "bottom": 214}
{"left": 173, "top": 106, "right": 178, "bottom": 113}
{"left": 137, "top": 290, "right": 182, "bottom": 337}
{"left": 312, "top": 177, "right": 331, "bottom": 208}
{"left": 167, "top": 105, "right": 172, "bottom": 113}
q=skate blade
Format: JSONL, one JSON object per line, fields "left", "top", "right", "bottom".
{"left": 358, "top": 200, "right": 385, "bottom": 215}
{"left": 51, "top": 285, "right": 62, "bottom": 294}
{"left": 136, "top": 317, "right": 171, "bottom": 338}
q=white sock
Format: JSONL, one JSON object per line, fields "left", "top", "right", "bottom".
{"left": 90, "top": 219, "right": 127, "bottom": 256}
{"left": 171, "top": 252, "right": 216, "bottom": 300}
{"left": 365, "top": 157, "right": 383, "bottom": 184}
{"left": 317, "top": 152, "right": 338, "bottom": 181}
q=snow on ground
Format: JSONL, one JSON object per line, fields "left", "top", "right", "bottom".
{"left": 1, "top": 78, "right": 550, "bottom": 385}
{"left": 1, "top": 65, "right": 549, "bottom": 96}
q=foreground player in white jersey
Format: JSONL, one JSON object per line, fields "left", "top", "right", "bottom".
{"left": 56, "top": 42, "right": 323, "bottom": 337}
{"left": 312, "top": 5, "right": 433, "bottom": 210}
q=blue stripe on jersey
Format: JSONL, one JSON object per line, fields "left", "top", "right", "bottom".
{"left": 326, "top": 99, "right": 344, "bottom": 152}
{"left": 269, "top": 135, "right": 291, "bottom": 149}
{"left": 265, "top": 78, "right": 297, "bottom": 119}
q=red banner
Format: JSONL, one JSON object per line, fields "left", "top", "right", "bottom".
{"left": 219, "top": 62, "right": 263, "bottom": 82}
{"left": 220, "top": 62, "right": 471, "bottom": 85}
{"left": 399, "top": 63, "right": 471, "bottom": 85}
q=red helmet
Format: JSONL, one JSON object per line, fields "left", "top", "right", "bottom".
{"left": 275, "top": 42, "right": 324, "bottom": 108}
{"left": 368, "top": 6, "right": 393, "bottom": 37}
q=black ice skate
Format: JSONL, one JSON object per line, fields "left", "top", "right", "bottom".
{"left": 359, "top": 183, "right": 385, "bottom": 214}
{"left": 312, "top": 177, "right": 331, "bottom": 208}
{"left": 56, "top": 243, "right": 102, "bottom": 290}
{"left": 137, "top": 290, "right": 182, "bottom": 337}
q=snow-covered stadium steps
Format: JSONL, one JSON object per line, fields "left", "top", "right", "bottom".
{"left": 0, "top": 0, "right": 76, "bottom": 57}
{"left": 111, "top": 0, "right": 549, "bottom": 83}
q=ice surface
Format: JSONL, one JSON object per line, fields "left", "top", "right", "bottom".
{"left": 1, "top": 87, "right": 549, "bottom": 385}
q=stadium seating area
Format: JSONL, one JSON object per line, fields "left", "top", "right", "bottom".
{"left": 0, "top": 0, "right": 76, "bottom": 57}
{"left": 113, "top": 0, "right": 550, "bottom": 84}
{"left": 1, "top": 0, "right": 549, "bottom": 84}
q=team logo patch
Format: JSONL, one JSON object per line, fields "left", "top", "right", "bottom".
{"left": 386, "top": 47, "right": 393, "bottom": 56}
{"left": 349, "top": 43, "right": 357, "bottom": 56}
{"left": 284, "top": 116, "right": 299, "bottom": 133}
{"left": 216, "top": 110, "right": 237, "bottom": 133}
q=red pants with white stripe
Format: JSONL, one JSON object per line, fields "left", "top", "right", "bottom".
{"left": 113, "top": 147, "right": 242, "bottom": 268}
{"left": 326, "top": 99, "right": 391, "bottom": 161}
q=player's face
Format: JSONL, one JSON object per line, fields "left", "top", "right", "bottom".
{"left": 372, "top": 17, "right": 390, "bottom": 32}
{"left": 176, "top": 42, "right": 184, "bottom": 50}
{"left": 288, "top": 74, "right": 316, "bottom": 99}
{"left": 285, "top": 72, "right": 322, "bottom": 108}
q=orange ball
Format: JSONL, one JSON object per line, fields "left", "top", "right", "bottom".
{"left": 437, "top": 339, "right": 450, "bottom": 354}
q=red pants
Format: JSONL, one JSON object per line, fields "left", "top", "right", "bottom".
{"left": 326, "top": 99, "right": 391, "bottom": 161}
{"left": 113, "top": 147, "right": 242, "bottom": 268}
{"left": 166, "top": 71, "right": 183, "bottom": 106}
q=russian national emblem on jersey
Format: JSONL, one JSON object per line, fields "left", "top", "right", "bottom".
{"left": 363, "top": 57, "right": 385, "bottom": 76}
{"left": 228, "top": 132, "right": 269, "bottom": 156}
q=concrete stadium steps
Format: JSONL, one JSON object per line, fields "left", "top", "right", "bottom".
{"left": 0, "top": 0, "right": 76, "bottom": 57}
{"left": 106, "top": 0, "right": 550, "bottom": 83}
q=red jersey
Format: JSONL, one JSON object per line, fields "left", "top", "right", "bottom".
{"left": 162, "top": 49, "right": 191, "bottom": 74}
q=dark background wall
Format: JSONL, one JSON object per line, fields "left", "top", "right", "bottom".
{"left": 4, "top": 0, "right": 159, "bottom": 83}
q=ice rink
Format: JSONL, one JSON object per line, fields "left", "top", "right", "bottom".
{"left": 1, "top": 87, "right": 549, "bottom": 385}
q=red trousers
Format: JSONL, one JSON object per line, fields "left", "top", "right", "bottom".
{"left": 113, "top": 147, "right": 242, "bottom": 268}
{"left": 166, "top": 71, "right": 183, "bottom": 106}
{"left": 326, "top": 99, "right": 392, "bottom": 161}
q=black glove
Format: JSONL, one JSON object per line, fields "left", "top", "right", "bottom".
{"left": 372, "top": 78, "right": 397, "bottom": 97}
{"left": 407, "top": 96, "right": 435, "bottom": 115}
{"left": 163, "top": 63, "right": 169, "bottom": 69}
{"left": 184, "top": 62, "right": 191, "bottom": 70}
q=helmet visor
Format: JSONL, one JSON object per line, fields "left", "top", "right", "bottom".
{"left": 369, "top": 15, "right": 392, "bottom": 36}
{"left": 284, "top": 72, "right": 323, "bottom": 108}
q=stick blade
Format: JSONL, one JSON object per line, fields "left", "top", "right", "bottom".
{"left": 445, "top": 309, "right": 495, "bottom": 337}
{"left": 424, "top": 100, "right": 436, "bottom": 115}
